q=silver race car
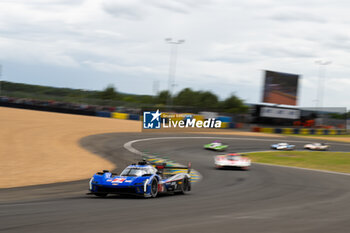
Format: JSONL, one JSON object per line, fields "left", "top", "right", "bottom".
{"left": 270, "top": 143, "right": 295, "bottom": 150}
{"left": 304, "top": 143, "right": 330, "bottom": 151}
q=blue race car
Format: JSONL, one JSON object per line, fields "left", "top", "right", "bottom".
{"left": 88, "top": 160, "right": 191, "bottom": 198}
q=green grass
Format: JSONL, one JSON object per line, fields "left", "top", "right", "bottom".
{"left": 247, "top": 151, "right": 350, "bottom": 173}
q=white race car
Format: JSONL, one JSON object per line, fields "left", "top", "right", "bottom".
{"left": 270, "top": 143, "right": 295, "bottom": 150}
{"left": 304, "top": 143, "right": 330, "bottom": 151}
{"left": 214, "top": 153, "right": 251, "bottom": 170}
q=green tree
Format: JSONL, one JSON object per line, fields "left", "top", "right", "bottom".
{"left": 174, "top": 88, "right": 197, "bottom": 106}
{"left": 155, "top": 90, "right": 171, "bottom": 105}
{"left": 100, "top": 85, "right": 118, "bottom": 100}
{"left": 221, "top": 94, "right": 248, "bottom": 113}
{"left": 196, "top": 91, "right": 218, "bottom": 108}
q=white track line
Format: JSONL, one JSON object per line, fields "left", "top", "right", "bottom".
{"left": 124, "top": 136, "right": 350, "bottom": 146}
{"left": 123, "top": 136, "right": 350, "bottom": 177}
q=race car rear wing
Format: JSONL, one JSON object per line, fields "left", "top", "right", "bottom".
{"left": 153, "top": 162, "right": 192, "bottom": 174}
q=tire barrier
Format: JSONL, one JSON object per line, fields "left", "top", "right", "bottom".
{"left": 111, "top": 112, "right": 129, "bottom": 119}
{"left": 261, "top": 128, "right": 274, "bottom": 133}
{"left": 217, "top": 116, "right": 232, "bottom": 123}
{"left": 220, "top": 122, "right": 230, "bottom": 129}
{"left": 251, "top": 127, "right": 346, "bottom": 135}
{"left": 128, "top": 114, "right": 140, "bottom": 121}
{"left": 194, "top": 115, "right": 204, "bottom": 121}
{"left": 96, "top": 111, "right": 111, "bottom": 118}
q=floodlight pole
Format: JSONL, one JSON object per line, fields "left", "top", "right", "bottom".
{"left": 315, "top": 60, "right": 332, "bottom": 126}
{"left": 165, "top": 38, "right": 185, "bottom": 109}
{"left": 315, "top": 60, "right": 332, "bottom": 109}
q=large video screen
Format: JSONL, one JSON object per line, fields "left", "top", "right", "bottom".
{"left": 262, "top": 70, "right": 300, "bottom": 106}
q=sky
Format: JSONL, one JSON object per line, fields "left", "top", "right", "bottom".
{"left": 0, "top": 0, "right": 350, "bottom": 108}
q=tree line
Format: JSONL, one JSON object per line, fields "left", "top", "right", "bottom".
{"left": 154, "top": 88, "right": 248, "bottom": 113}
{"left": 1, "top": 81, "right": 248, "bottom": 113}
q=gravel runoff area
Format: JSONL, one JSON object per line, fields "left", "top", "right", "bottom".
{"left": 0, "top": 107, "right": 141, "bottom": 188}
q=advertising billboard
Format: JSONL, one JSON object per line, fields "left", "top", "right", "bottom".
{"left": 260, "top": 107, "right": 300, "bottom": 120}
{"left": 262, "top": 70, "right": 300, "bottom": 106}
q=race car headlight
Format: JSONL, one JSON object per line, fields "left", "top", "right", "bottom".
{"left": 89, "top": 178, "right": 99, "bottom": 190}
{"left": 144, "top": 179, "right": 150, "bottom": 193}
{"left": 89, "top": 178, "right": 94, "bottom": 190}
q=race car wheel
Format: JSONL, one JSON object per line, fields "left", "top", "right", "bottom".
{"left": 179, "top": 178, "right": 189, "bottom": 194}
{"left": 150, "top": 179, "right": 158, "bottom": 198}
{"left": 94, "top": 193, "right": 108, "bottom": 197}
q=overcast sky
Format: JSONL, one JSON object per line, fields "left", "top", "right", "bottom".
{"left": 1, "top": 0, "right": 350, "bottom": 108}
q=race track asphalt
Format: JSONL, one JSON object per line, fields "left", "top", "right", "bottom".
{"left": 2, "top": 133, "right": 350, "bottom": 233}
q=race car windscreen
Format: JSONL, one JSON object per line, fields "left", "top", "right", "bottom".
{"left": 120, "top": 167, "right": 155, "bottom": 177}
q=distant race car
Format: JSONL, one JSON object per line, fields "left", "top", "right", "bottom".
{"left": 214, "top": 153, "right": 251, "bottom": 170}
{"left": 204, "top": 141, "right": 228, "bottom": 151}
{"left": 304, "top": 143, "right": 330, "bottom": 151}
{"left": 270, "top": 143, "right": 295, "bottom": 150}
{"left": 88, "top": 160, "right": 191, "bottom": 198}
